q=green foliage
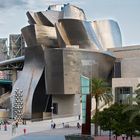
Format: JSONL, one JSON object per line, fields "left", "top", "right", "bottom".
{"left": 123, "top": 83, "right": 140, "bottom": 122}
{"left": 91, "top": 78, "right": 113, "bottom": 104}
{"left": 92, "top": 104, "right": 140, "bottom": 136}
{"left": 91, "top": 78, "right": 113, "bottom": 136}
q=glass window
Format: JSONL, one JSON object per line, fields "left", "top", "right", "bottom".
{"left": 115, "top": 87, "right": 132, "bottom": 104}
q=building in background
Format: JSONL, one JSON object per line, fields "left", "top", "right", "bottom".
{"left": 0, "top": 35, "right": 25, "bottom": 109}
{"left": 9, "top": 34, "right": 25, "bottom": 58}
{"left": 109, "top": 45, "right": 140, "bottom": 104}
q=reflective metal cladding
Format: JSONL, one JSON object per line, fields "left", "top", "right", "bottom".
{"left": 10, "top": 3, "right": 121, "bottom": 119}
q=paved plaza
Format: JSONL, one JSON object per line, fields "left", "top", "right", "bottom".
{"left": 0, "top": 116, "right": 81, "bottom": 140}
{"left": 0, "top": 116, "right": 139, "bottom": 140}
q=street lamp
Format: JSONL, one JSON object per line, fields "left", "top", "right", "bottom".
{"left": 51, "top": 106, "right": 54, "bottom": 121}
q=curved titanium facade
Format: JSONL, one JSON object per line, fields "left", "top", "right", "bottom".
{"left": 21, "top": 25, "right": 57, "bottom": 47}
{"left": 45, "top": 48, "right": 115, "bottom": 95}
{"left": 11, "top": 46, "right": 45, "bottom": 119}
{"left": 9, "top": 3, "right": 122, "bottom": 119}
{"left": 27, "top": 4, "right": 86, "bottom": 27}
{"left": 56, "top": 19, "right": 103, "bottom": 50}
{"left": 91, "top": 20, "right": 122, "bottom": 50}
{"left": 62, "top": 4, "right": 86, "bottom": 20}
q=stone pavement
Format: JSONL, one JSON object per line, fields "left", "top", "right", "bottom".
{"left": 12, "top": 127, "right": 140, "bottom": 140}
{"left": 0, "top": 116, "right": 80, "bottom": 140}
{"left": 0, "top": 116, "right": 139, "bottom": 140}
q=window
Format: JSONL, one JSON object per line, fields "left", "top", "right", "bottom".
{"left": 115, "top": 87, "right": 132, "bottom": 104}
{"left": 114, "top": 61, "right": 121, "bottom": 78}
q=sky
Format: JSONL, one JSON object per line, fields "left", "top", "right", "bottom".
{"left": 0, "top": 0, "right": 140, "bottom": 46}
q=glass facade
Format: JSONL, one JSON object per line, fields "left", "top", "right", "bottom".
{"left": 115, "top": 87, "right": 133, "bottom": 104}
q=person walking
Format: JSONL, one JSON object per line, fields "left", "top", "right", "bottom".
{"left": 23, "top": 128, "right": 26, "bottom": 135}
{"left": 77, "top": 122, "right": 80, "bottom": 129}
{"left": 62, "top": 122, "right": 65, "bottom": 128}
{"left": 12, "top": 124, "right": 15, "bottom": 136}
{"left": 4, "top": 123, "right": 7, "bottom": 131}
{"left": 53, "top": 123, "right": 56, "bottom": 129}
{"left": 15, "top": 121, "right": 18, "bottom": 128}
{"left": 51, "top": 120, "right": 54, "bottom": 129}
{"left": 122, "top": 134, "right": 125, "bottom": 140}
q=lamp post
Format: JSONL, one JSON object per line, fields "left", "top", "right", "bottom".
{"left": 51, "top": 106, "right": 54, "bottom": 121}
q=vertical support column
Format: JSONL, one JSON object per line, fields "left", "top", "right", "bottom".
{"left": 12, "top": 69, "right": 17, "bottom": 86}
{"left": 82, "top": 94, "right": 91, "bottom": 135}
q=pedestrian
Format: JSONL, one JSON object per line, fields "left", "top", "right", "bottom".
{"left": 23, "top": 119, "right": 26, "bottom": 125}
{"left": 53, "top": 123, "right": 56, "bottom": 129}
{"left": 113, "top": 134, "right": 116, "bottom": 139}
{"left": 4, "top": 123, "right": 7, "bottom": 131}
{"left": 62, "top": 122, "right": 64, "bottom": 128}
{"left": 51, "top": 120, "right": 53, "bottom": 129}
{"left": 15, "top": 121, "right": 18, "bottom": 128}
{"left": 122, "top": 134, "right": 125, "bottom": 140}
{"left": 23, "top": 128, "right": 26, "bottom": 135}
{"left": 77, "top": 122, "right": 80, "bottom": 128}
{"left": 12, "top": 124, "right": 16, "bottom": 136}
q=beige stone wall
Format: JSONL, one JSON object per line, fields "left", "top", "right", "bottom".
{"left": 121, "top": 58, "right": 140, "bottom": 78}
{"left": 109, "top": 45, "right": 140, "bottom": 59}
{"left": 52, "top": 94, "right": 80, "bottom": 118}
{"left": 112, "top": 78, "right": 140, "bottom": 102}
{"left": 109, "top": 46, "right": 140, "bottom": 103}
{"left": 0, "top": 109, "right": 9, "bottom": 120}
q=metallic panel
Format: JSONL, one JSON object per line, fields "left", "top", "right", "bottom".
{"left": 45, "top": 48, "right": 115, "bottom": 95}
{"left": 11, "top": 46, "right": 45, "bottom": 119}
{"left": 91, "top": 20, "right": 122, "bottom": 50}
{"left": 0, "top": 56, "right": 24, "bottom": 67}
{"left": 48, "top": 4, "right": 64, "bottom": 11}
{"left": 27, "top": 4, "right": 86, "bottom": 27}
{"left": 8, "top": 4, "right": 120, "bottom": 120}
{"left": 36, "top": 11, "right": 63, "bottom": 26}
{"left": 63, "top": 4, "right": 86, "bottom": 20}
{"left": 21, "top": 25, "right": 58, "bottom": 47}
{"left": 55, "top": 19, "right": 103, "bottom": 50}
{"left": 26, "top": 11, "right": 41, "bottom": 25}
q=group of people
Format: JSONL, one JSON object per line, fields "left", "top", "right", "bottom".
{"left": 12, "top": 120, "right": 26, "bottom": 136}
{"left": 0, "top": 120, "right": 8, "bottom": 131}
{"left": 121, "top": 134, "right": 129, "bottom": 140}
{"left": 113, "top": 134, "right": 129, "bottom": 140}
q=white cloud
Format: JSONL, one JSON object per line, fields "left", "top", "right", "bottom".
{"left": 0, "top": 0, "right": 27, "bottom": 9}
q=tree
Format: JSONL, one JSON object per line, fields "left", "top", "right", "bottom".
{"left": 95, "top": 104, "right": 139, "bottom": 140}
{"left": 123, "top": 84, "right": 140, "bottom": 122}
{"left": 91, "top": 78, "right": 113, "bottom": 136}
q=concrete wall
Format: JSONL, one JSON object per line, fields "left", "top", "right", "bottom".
{"left": 52, "top": 94, "right": 80, "bottom": 118}
{"left": 45, "top": 48, "right": 115, "bottom": 95}
{"left": 121, "top": 57, "right": 140, "bottom": 78}
{"left": 0, "top": 109, "right": 9, "bottom": 120}
{"left": 109, "top": 45, "right": 140, "bottom": 59}
{"left": 63, "top": 49, "right": 81, "bottom": 94}
{"left": 110, "top": 45, "right": 140, "bottom": 103}
{"left": 112, "top": 78, "right": 140, "bottom": 102}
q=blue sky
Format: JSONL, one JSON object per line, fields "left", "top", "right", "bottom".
{"left": 0, "top": 0, "right": 140, "bottom": 46}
